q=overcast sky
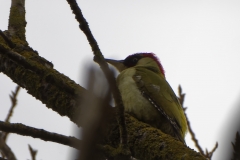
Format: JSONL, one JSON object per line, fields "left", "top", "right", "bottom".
{"left": 1, "top": 0, "right": 240, "bottom": 159}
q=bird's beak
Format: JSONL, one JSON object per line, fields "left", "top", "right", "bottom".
{"left": 105, "top": 59, "right": 127, "bottom": 72}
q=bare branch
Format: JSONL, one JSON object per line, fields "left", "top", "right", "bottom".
{"left": 205, "top": 142, "right": 218, "bottom": 159}
{"left": 178, "top": 85, "right": 218, "bottom": 159}
{"left": 5, "top": 85, "right": 20, "bottom": 123}
{"left": 28, "top": 145, "right": 37, "bottom": 160}
{"left": 65, "top": 0, "right": 101, "bottom": 56}
{"left": 2, "top": 85, "right": 21, "bottom": 142}
{"left": 178, "top": 85, "right": 186, "bottom": 110}
{"left": 0, "top": 121, "right": 81, "bottom": 150}
{"left": 66, "top": 0, "right": 129, "bottom": 156}
{"left": 0, "top": 133, "right": 16, "bottom": 160}
{"left": 178, "top": 85, "right": 205, "bottom": 154}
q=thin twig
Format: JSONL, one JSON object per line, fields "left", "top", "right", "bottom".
{"left": 178, "top": 85, "right": 205, "bottom": 154}
{"left": 65, "top": 0, "right": 100, "bottom": 54}
{"left": 205, "top": 142, "right": 218, "bottom": 159}
{"left": 178, "top": 85, "right": 218, "bottom": 159}
{"left": 0, "top": 133, "right": 16, "bottom": 160}
{"left": 66, "top": 0, "right": 129, "bottom": 155}
{"left": 28, "top": 145, "right": 37, "bottom": 160}
{"left": 3, "top": 85, "right": 21, "bottom": 142}
{"left": 186, "top": 114, "right": 205, "bottom": 155}
{"left": 5, "top": 86, "right": 21, "bottom": 123}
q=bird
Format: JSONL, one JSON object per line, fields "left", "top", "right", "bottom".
{"left": 105, "top": 53, "right": 187, "bottom": 144}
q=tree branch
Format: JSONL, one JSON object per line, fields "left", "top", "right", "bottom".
{"left": 28, "top": 144, "right": 37, "bottom": 160}
{"left": 0, "top": 44, "right": 90, "bottom": 125}
{"left": 8, "top": 0, "right": 27, "bottom": 44}
{"left": 0, "top": 121, "right": 81, "bottom": 150}
{"left": 178, "top": 85, "right": 218, "bottom": 159}
{"left": 66, "top": 0, "right": 129, "bottom": 155}
{"left": 5, "top": 85, "right": 20, "bottom": 123}
{"left": 0, "top": 133, "right": 16, "bottom": 160}
{"left": 0, "top": 30, "right": 15, "bottom": 48}
{"left": 2, "top": 85, "right": 21, "bottom": 142}
{"left": 107, "top": 114, "right": 206, "bottom": 160}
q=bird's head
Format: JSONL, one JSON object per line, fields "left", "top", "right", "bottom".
{"left": 105, "top": 53, "right": 165, "bottom": 77}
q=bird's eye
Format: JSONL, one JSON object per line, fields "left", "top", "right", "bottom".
{"left": 132, "top": 58, "right": 138, "bottom": 63}
{"left": 124, "top": 54, "right": 141, "bottom": 67}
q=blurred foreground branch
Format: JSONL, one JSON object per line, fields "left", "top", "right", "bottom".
{"left": 75, "top": 67, "right": 112, "bottom": 160}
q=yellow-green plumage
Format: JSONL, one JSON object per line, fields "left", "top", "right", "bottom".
{"left": 106, "top": 53, "right": 187, "bottom": 143}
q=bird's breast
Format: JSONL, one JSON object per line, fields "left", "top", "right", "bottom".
{"left": 117, "top": 68, "right": 160, "bottom": 122}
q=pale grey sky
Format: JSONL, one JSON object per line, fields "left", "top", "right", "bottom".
{"left": 1, "top": 0, "right": 240, "bottom": 159}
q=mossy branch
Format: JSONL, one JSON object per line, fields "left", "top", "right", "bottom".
{"left": 8, "top": 0, "right": 27, "bottom": 45}
{"left": 107, "top": 114, "right": 206, "bottom": 160}
{"left": 0, "top": 44, "right": 88, "bottom": 125}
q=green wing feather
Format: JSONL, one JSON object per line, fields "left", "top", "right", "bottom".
{"left": 133, "top": 66, "right": 187, "bottom": 143}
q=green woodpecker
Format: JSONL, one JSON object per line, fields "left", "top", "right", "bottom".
{"left": 105, "top": 53, "right": 187, "bottom": 143}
